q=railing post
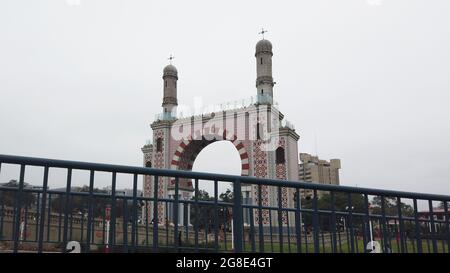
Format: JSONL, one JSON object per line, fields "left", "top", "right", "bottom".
{"left": 233, "top": 179, "right": 243, "bottom": 252}
{"left": 13, "top": 164, "right": 25, "bottom": 253}
{"left": 38, "top": 167, "right": 49, "bottom": 253}
{"left": 152, "top": 176, "right": 159, "bottom": 252}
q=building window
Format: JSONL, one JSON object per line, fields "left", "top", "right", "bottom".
{"left": 260, "top": 57, "right": 263, "bottom": 65}
{"left": 276, "top": 147, "right": 285, "bottom": 164}
{"left": 156, "top": 138, "right": 163, "bottom": 152}
{"left": 146, "top": 161, "right": 152, "bottom": 168}
{"left": 261, "top": 89, "right": 264, "bottom": 94}
{"left": 256, "top": 123, "right": 263, "bottom": 140}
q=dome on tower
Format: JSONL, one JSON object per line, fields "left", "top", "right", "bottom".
{"left": 163, "top": 64, "right": 178, "bottom": 77}
{"left": 255, "top": 39, "right": 273, "bottom": 54}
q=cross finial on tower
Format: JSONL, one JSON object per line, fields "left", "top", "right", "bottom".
{"left": 259, "top": 28, "right": 268, "bottom": 39}
{"left": 168, "top": 54, "right": 175, "bottom": 64}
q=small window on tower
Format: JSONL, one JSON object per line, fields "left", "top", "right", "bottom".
{"left": 156, "top": 138, "right": 163, "bottom": 152}
{"left": 260, "top": 58, "right": 263, "bottom": 65}
{"left": 261, "top": 90, "right": 264, "bottom": 94}
{"left": 276, "top": 147, "right": 285, "bottom": 164}
{"left": 256, "top": 123, "right": 263, "bottom": 140}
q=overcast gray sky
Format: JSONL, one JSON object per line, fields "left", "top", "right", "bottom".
{"left": 1, "top": 0, "right": 449, "bottom": 197}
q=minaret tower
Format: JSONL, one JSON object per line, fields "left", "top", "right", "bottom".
{"left": 162, "top": 55, "right": 178, "bottom": 119}
{"left": 255, "top": 28, "right": 274, "bottom": 105}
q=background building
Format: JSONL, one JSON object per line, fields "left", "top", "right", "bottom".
{"left": 298, "top": 153, "right": 341, "bottom": 197}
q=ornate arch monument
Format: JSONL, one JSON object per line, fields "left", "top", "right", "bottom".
{"left": 142, "top": 35, "right": 300, "bottom": 227}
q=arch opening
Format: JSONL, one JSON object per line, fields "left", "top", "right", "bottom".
{"left": 192, "top": 141, "right": 242, "bottom": 196}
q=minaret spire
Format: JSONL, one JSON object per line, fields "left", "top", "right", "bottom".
{"left": 162, "top": 57, "right": 178, "bottom": 119}
{"left": 255, "top": 30, "right": 274, "bottom": 105}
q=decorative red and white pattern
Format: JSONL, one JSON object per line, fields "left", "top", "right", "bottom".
{"left": 153, "top": 129, "right": 166, "bottom": 224}
{"left": 252, "top": 139, "right": 269, "bottom": 224}
{"left": 275, "top": 137, "right": 288, "bottom": 224}
{"left": 170, "top": 128, "right": 249, "bottom": 176}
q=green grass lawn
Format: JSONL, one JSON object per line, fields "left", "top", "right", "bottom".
{"left": 216, "top": 238, "right": 448, "bottom": 253}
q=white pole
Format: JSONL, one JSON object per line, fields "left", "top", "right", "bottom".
{"left": 19, "top": 208, "right": 25, "bottom": 243}
{"left": 105, "top": 207, "right": 111, "bottom": 253}
{"left": 106, "top": 220, "right": 110, "bottom": 245}
{"left": 19, "top": 221, "right": 25, "bottom": 242}
{"left": 369, "top": 220, "right": 374, "bottom": 249}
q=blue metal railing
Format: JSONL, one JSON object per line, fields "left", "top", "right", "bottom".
{"left": 0, "top": 154, "right": 449, "bottom": 253}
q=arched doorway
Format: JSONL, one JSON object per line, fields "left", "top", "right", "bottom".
{"left": 192, "top": 141, "right": 242, "bottom": 196}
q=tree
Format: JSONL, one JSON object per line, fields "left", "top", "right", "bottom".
{"left": 370, "top": 196, "right": 414, "bottom": 217}
{"left": 50, "top": 186, "right": 136, "bottom": 219}
{"left": 219, "top": 188, "right": 233, "bottom": 203}
{"left": 190, "top": 190, "right": 215, "bottom": 231}
{"left": 0, "top": 180, "right": 36, "bottom": 208}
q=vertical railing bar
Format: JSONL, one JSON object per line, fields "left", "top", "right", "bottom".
{"left": 410, "top": 219, "right": 416, "bottom": 253}
{"left": 286, "top": 209, "right": 291, "bottom": 253}
{"left": 345, "top": 212, "right": 350, "bottom": 253}
{"left": 304, "top": 214, "right": 308, "bottom": 253}
{"left": 194, "top": 178, "right": 199, "bottom": 252}
{"left": 214, "top": 180, "right": 219, "bottom": 251}
{"left": 338, "top": 219, "right": 342, "bottom": 253}
{"left": 320, "top": 217, "right": 325, "bottom": 253}
{"left": 0, "top": 198, "right": 4, "bottom": 245}
{"left": 392, "top": 219, "right": 399, "bottom": 252}
{"left": 277, "top": 186, "right": 283, "bottom": 253}
{"left": 380, "top": 196, "right": 389, "bottom": 253}
{"left": 67, "top": 195, "right": 73, "bottom": 241}
{"left": 444, "top": 201, "right": 450, "bottom": 253}
{"left": 47, "top": 194, "right": 52, "bottom": 242}
{"left": 85, "top": 170, "right": 95, "bottom": 253}
{"left": 0, "top": 164, "right": 2, "bottom": 243}
{"left": 204, "top": 207, "right": 208, "bottom": 249}
{"left": 35, "top": 192, "right": 40, "bottom": 242}
{"left": 295, "top": 188, "right": 302, "bottom": 253}
{"left": 13, "top": 164, "right": 25, "bottom": 253}
{"left": 363, "top": 194, "right": 371, "bottom": 253}
{"left": 165, "top": 200, "right": 169, "bottom": 247}
{"left": 312, "top": 189, "right": 320, "bottom": 253}
{"left": 413, "top": 198, "right": 422, "bottom": 253}
{"left": 24, "top": 201, "right": 28, "bottom": 242}
{"left": 184, "top": 202, "right": 188, "bottom": 248}
{"left": 110, "top": 172, "right": 117, "bottom": 248}
{"left": 347, "top": 193, "right": 355, "bottom": 253}
{"left": 249, "top": 207, "right": 256, "bottom": 252}
{"left": 223, "top": 206, "right": 228, "bottom": 251}
{"left": 145, "top": 200, "right": 149, "bottom": 246}
{"left": 122, "top": 196, "right": 128, "bottom": 252}
{"left": 131, "top": 173, "right": 138, "bottom": 252}
{"left": 269, "top": 209, "right": 274, "bottom": 252}
{"left": 69, "top": 195, "right": 74, "bottom": 241}
{"left": 331, "top": 192, "right": 337, "bottom": 253}
{"left": 353, "top": 218, "right": 359, "bottom": 253}
{"left": 60, "top": 168, "right": 72, "bottom": 253}
{"left": 232, "top": 179, "right": 243, "bottom": 253}
{"left": 58, "top": 198, "right": 62, "bottom": 244}
{"left": 258, "top": 185, "right": 264, "bottom": 253}
{"left": 101, "top": 205, "right": 106, "bottom": 249}
{"left": 428, "top": 199, "right": 438, "bottom": 253}
{"left": 152, "top": 175, "right": 159, "bottom": 252}
{"left": 174, "top": 177, "right": 179, "bottom": 250}
{"left": 396, "top": 197, "right": 405, "bottom": 253}
{"left": 38, "top": 166, "right": 49, "bottom": 253}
